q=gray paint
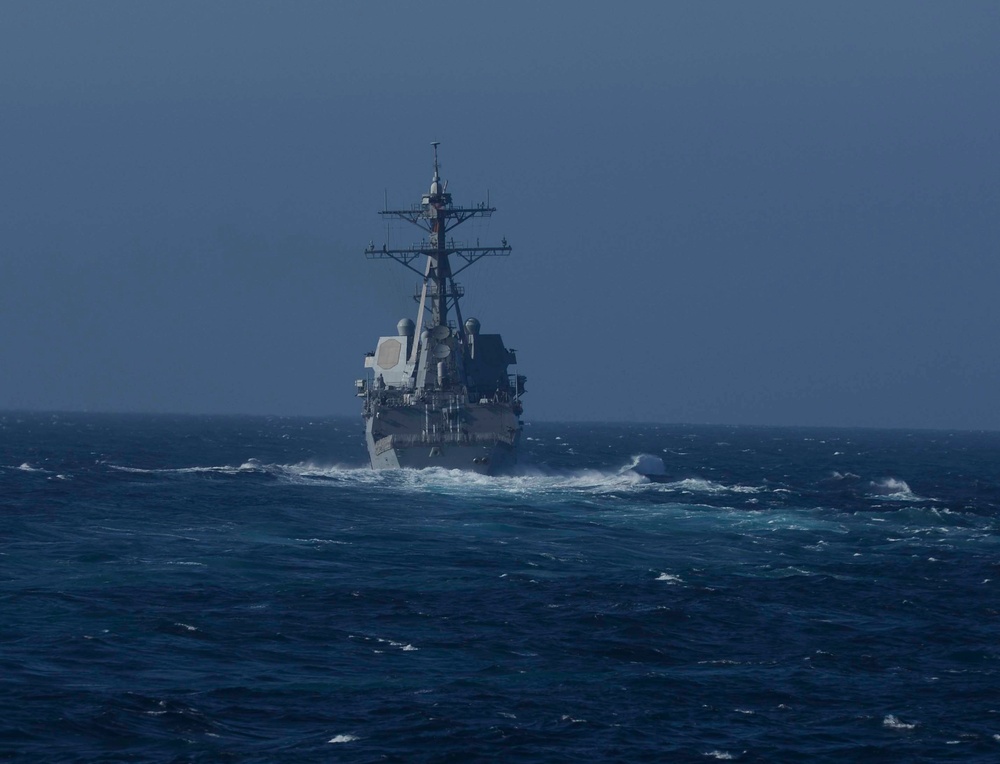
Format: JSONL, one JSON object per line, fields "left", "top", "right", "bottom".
{"left": 360, "top": 150, "right": 524, "bottom": 472}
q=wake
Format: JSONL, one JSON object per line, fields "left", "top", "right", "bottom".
{"left": 102, "top": 451, "right": 776, "bottom": 498}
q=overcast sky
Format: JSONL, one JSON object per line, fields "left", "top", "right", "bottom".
{"left": 1, "top": 2, "right": 998, "bottom": 429}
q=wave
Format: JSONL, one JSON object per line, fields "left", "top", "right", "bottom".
{"left": 868, "top": 477, "right": 935, "bottom": 502}
{"left": 659, "top": 477, "right": 764, "bottom": 495}
{"left": 281, "top": 461, "right": 777, "bottom": 504}
{"left": 328, "top": 734, "right": 359, "bottom": 744}
{"left": 107, "top": 458, "right": 288, "bottom": 477}
{"left": 99, "top": 455, "right": 775, "bottom": 502}
{"left": 624, "top": 453, "right": 666, "bottom": 476}
{"left": 883, "top": 714, "right": 917, "bottom": 730}
{"left": 108, "top": 463, "right": 256, "bottom": 475}
{"left": 827, "top": 471, "right": 860, "bottom": 481}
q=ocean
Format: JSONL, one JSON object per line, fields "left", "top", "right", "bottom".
{"left": 3, "top": 412, "right": 999, "bottom": 762}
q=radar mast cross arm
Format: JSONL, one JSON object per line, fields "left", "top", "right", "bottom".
{"left": 377, "top": 205, "right": 497, "bottom": 232}
{"left": 362, "top": 143, "right": 512, "bottom": 330}
{"left": 364, "top": 244, "right": 511, "bottom": 278}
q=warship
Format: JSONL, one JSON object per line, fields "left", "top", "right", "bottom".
{"left": 356, "top": 144, "right": 526, "bottom": 473}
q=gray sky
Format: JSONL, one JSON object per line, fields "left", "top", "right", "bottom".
{"left": 1, "top": 2, "right": 998, "bottom": 429}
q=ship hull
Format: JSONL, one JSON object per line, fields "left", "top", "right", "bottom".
{"left": 368, "top": 439, "right": 517, "bottom": 474}
{"left": 364, "top": 401, "right": 520, "bottom": 475}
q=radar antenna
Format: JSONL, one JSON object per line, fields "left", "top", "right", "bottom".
{"left": 363, "top": 143, "right": 512, "bottom": 373}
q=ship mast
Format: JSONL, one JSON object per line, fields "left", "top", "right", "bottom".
{"left": 364, "top": 143, "right": 511, "bottom": 385}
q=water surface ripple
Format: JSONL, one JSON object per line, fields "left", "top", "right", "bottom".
{"left": 3, "top": 414, "right": 1000, "bottom": 762}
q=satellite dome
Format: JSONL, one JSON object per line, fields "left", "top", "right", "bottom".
{"left": 465, "top": 317, "right": 481, "bottom": 336}
{"left": 397, "top": 318, "right": 415, "bottom": 336}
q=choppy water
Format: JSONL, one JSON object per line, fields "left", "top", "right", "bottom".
{"left": 3, "top": 413, "right": 1000, "bottom": 762}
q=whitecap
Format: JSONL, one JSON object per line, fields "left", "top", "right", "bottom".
{"left": 626, "top": 453, "right": 666, "bottom": 477}
{"left": 270, "top": 459, "right": 751, "bottom": 500}
{"left": 703, "top": 751, "right": 737, "bottom": 760}
{"left": 375, "top": 637, "right": 418, "bottom": 652}
{"left": 869, "top": 478, "right": 935, "bottom": 502}
{"left": 295, "top": 538, "right": 349, "bottom": 545}
{"left": 883, "top": 714, "right": 916, "bottom": 730}
{"left": 829, "top": 471, "right": 860, "bottom": 480}
{"left": 656, "top": 572, "right": 682, "bottom": 584}
{"left": 328, "top": 734, "right": 358, "bottom": 743}
{"left": 109, "top": 463, "right": 247, "bottom": 475}
{"left": 663, "top": 477, "right": 763, "bottom": 495}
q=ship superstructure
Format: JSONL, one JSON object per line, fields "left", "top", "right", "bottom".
{"left": 357, "top": 144, "right": 525, "bottom": 473}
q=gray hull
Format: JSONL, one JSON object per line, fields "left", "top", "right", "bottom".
{"left": 364, "top": 404, "right": 520, "bottom": 475}
{"left": 357, "top": 148, "right": 525, "bottom": 476}
{"left": 368, "top": 438, "right": 517, "bottom": 474}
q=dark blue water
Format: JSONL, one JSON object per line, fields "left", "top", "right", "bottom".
{"left": 3, "top": 413, "right": 1000, "bottom": 762}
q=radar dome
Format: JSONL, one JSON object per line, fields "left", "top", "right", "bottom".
{"left": 397, "top": 318, "right": 415, "bottom": 336}
{"left": 465, "top": 318, "right": 481, "bottom": 336}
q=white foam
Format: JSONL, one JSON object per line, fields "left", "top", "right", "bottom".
{"left": 656, "top": 572, "right": 683, "bottom": 584}
{"left": 869, "top": 477, "right": 934, "bottom": 502}
{"left": 358, "top": 636, "right": 419, "bottom": 652}
{"left": 108, "top": 463, "right": 254, "bottom": 475}
{"left": 663, "top": 477, "right": 763, "bottom": 495}
{"left": 17, "top": 462, "right": 46, "bottom": 472}
{"left": 294, "top": 538, "right": 349, "bottom": 545}
{"left": 703, "top": 751, "right": 737, "bottom": 760}
{"left": 328, "top": 734, "right": 358, "bottom": 743}
{"left": 102, "top": 454, "right": 770, "bottom": 504}
{"left": 883, "top": 714, "right": 916, "bottom": 730}
{"left": 626, "top": 453, "right": 666, "bottom": 476}
{"left": 830, "top": 471, "right": 860, "bottom": 480}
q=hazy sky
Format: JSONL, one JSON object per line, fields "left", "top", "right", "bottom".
{"left": 2, "top": 2, "right": 998, "bottom": 429}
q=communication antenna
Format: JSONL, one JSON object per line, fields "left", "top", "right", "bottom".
{"left": 364, "top": 142, "right": 512, "bottom": 371}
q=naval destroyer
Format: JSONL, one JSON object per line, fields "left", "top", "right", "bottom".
{"left": 357, "top": 144, "right": 526, "bottom": 473}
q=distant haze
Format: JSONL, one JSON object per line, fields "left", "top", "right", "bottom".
{"left": 2, "top": 2, "right": 998, "bottom": 429}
